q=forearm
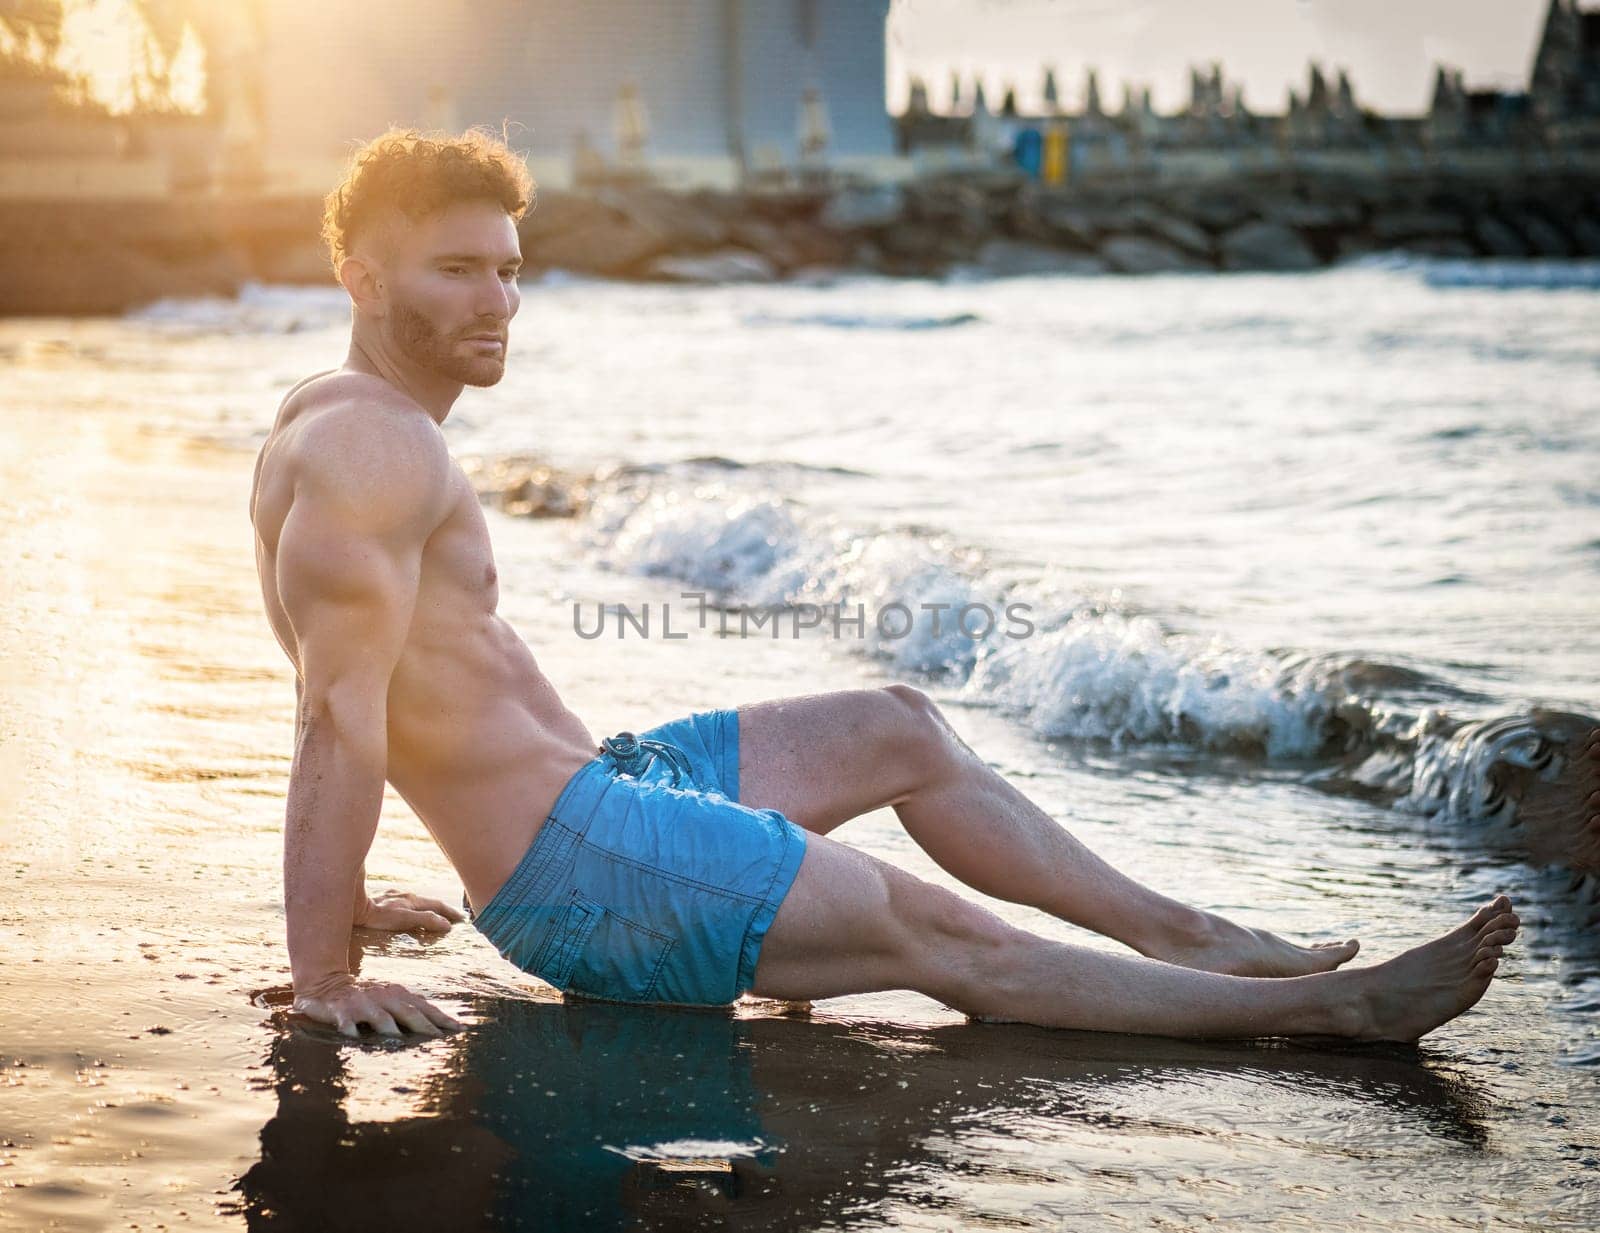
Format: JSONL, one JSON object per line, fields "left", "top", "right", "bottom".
{"left": 283, "top": 714, "right": 385, "bottom": 992}
{"left": 294, "top": 678, "right": 368, "bottom": 918}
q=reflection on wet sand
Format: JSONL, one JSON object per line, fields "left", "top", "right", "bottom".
{"left": 235, "top": 986, "right": 1497, "bottom": 1232}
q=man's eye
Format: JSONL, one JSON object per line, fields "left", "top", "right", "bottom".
{"left": 442, "top": 266, "right": 466, "bottom": 275}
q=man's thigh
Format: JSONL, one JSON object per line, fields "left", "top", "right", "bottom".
{"left": 735, "top": 687, "right": 934, "bottom": 833}
{"left": 747, "top": 828, "right": 913, "bottom": 1001}
{"left": 748, "top": 827, "right": 1011, "bottom": 1005}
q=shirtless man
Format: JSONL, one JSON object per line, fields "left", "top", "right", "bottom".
{"left": 249, "top": 129, "right": 1526, "bottom": 1044}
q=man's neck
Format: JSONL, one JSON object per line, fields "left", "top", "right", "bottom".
{"left": 342, "top": 335, "right": 462, "bottom": 426}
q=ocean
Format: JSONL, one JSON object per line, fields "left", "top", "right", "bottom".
{"left": 1, "top": 257, "right": 1597, "bottom": 1230}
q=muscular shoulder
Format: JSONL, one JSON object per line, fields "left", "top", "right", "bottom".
{"left": 285, "top": 376, "right": 455, "bottom": 538}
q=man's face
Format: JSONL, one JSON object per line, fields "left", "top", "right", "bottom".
{"left": 378, "top": 200, "right": 523, "bottom": 387}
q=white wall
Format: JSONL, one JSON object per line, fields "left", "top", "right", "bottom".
{"left": 256, "top": 0, "right": 890, "bottom": 180}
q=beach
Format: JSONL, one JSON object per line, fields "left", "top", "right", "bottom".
{"left": 1, "top": 260, "right": 1598, "bottom": 1230}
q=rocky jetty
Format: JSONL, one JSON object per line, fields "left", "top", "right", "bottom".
{"left": 459, "top": 454, "right": 589, "bottom": 519}
{"left": 4, "top": 167, "right": 1600, "bottom": 314}
{"left": 0, "top": 195, "right": 324, "bottom": 315}
{"left": 511, "top": 171, "right": 1600, "bottom": 282}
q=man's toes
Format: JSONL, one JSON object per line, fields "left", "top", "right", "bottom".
{"left": 1467, "top": 897, "right": 1510, "bottom": 929}
{"left": 1472, "top": 955, "right": 1500, "bottom": 980}
{"left": 1305, "top": 939, "right": 1358, "bottom": 970}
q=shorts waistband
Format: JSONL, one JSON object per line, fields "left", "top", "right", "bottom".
{"left": 597, "top": 730, "right": 695, "bottom": 785}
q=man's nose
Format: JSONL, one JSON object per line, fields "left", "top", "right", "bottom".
{"left": 474, "top": 272, "right": 513, "bottom": 320}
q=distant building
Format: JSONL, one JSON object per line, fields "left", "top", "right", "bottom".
{"left": 895, "top": 0, "right": 1600, "bottom": 181}
{"left": 1530, "top": 0, "right": 1600, "bottom": 143}
{"left": 1285, "top": 65, "right": 1366, "bottom": 148}
{"left": 893, "top": 74, "right": 970, "bottom": 164}
{"left": 1424, "top": 66, "right": 1539, "bottom": 150}
{"left": 249, "top": 0, "right": 898, "bottom": 192}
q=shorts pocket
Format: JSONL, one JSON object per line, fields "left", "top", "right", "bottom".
{"left": 562, "top": 893, "right": 677, "bottom": 1003}
{"left": 528, "top": 892, "right": 604, "bottom": 989}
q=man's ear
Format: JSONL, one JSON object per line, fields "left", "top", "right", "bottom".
{"left": 338, "top": 253, "right": 386, "bottom": 316}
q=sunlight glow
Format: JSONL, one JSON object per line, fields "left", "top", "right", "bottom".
{"left": 0, "top": 15, "right": 52, "bottom": 66}
{"left": 46, "top": 0, "right": 208, "bottom": 116}
{"left": 165, "top": 20, "right": 205, "bottom": 114}
{"left": 54, "top": 0, "right": 161, "bottom": 114}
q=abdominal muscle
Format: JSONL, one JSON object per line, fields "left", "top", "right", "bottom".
{"left": 381, "top": 610, "right": 597, "bottom": 914}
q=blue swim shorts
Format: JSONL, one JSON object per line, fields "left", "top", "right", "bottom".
{"left": 466, "top": 709, "right": 808, "bottom": 1007}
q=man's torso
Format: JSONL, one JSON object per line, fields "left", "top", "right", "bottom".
{"left": 248, "top": 370, "right": 596, "bottom": 909}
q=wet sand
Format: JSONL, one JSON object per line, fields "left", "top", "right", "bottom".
{"left": 3, "top": 396, "right": 1598, "bottom": 1232}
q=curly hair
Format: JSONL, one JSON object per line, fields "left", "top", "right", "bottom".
{"left": 321, "top": 126, "right": 535, "bottom": 274}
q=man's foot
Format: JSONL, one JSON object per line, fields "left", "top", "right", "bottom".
{"left": 1346, "top": 895, "right": 1519, "bottom": 1042}
{"left": 1153, "top": 912, "right": 1360, "bottom": 978}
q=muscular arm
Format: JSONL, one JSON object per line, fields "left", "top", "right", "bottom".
{"left": 276, "top": 405, "right": 457, "bottom": 1035}
{"left": 288, "top": 540, "right": 459, "bottom": 948}
{"left": 295, "top": 674, "right": 367, "bottom": 919}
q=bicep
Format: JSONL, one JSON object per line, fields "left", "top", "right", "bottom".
{"left": 276, "top": 491, "right": 422, "bottom": 721}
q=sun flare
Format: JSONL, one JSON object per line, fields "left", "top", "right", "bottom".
{"left": 6, "top": 0, "right": 210, "bottom": 117}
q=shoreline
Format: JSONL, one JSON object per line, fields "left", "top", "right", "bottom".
{"left": 4, "top": 165, "right": 1600, "bottom": 315}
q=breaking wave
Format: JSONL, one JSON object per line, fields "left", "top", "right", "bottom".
{"left": 128, "top": 281, "right": 350, "bottom": 333}
{"left": 1349, "top": 253, "right": 1600, "bottom": 290}
{"left": 569, "top": 464, "right": 1597, "bottom": 869}
{"left": 740, "top": 309, "right": 983, "bottom": 331}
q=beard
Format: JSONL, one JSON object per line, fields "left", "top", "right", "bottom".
{"left": 388, "top": 298, "right": 507, "bottom": 387}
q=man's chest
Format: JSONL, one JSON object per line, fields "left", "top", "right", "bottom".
{"left": 415, "top": 473, "right": 499, "bottom": 614}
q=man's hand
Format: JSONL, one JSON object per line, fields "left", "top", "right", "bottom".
{"left": 293, "top": 972, "right": 463, "bottom": 1039}
{"left": 353, "top": 888, "right": 465, "bottom": 933}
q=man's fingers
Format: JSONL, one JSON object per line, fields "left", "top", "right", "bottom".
{"left": 295, "top": 982, "right": 462, "bottom": 1041}
{"left": 416, "top": 998, "right": 465, "bottom": 1033}
{"left": 406, "top": 895, "right": 465, "bottom": 924}
{"left": 389, "top": 1003, "right": 444, "bottom": 1038}
{"left": 294, "top": 993, "right": 360, "bottom": 1038}
{"left": 340, "top": 990, "right": 402, "bottom": 1038}
{"left": 375, "top": 890, "right": 465, "bottom": 923}
{"left": 382, "top": 988, "right": 462, "bottom": 1035}
{"left": 419, "top": 897, "right": 466, "bottom": 922}
{"left": 399, "top": 907, "right": 454, "bottom": 932}
{"left": 365, "top": 1007, "right": 404, "bottom": 1038}
{"left": 362, "top": 905, "right": 453, "bottom": 932}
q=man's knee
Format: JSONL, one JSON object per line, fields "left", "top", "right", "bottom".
{"left": 880, "top": 683, "right": 961, "bottom": 777}
{"left": 883, "top": 681, "right": 935, "bottom": 714}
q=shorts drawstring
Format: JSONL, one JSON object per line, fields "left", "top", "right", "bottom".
{"left": 598, "top": 731, "right": 694, "bottom": 787}
{"left": 465, "top": 730, "right": 697, "bottom": 921}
